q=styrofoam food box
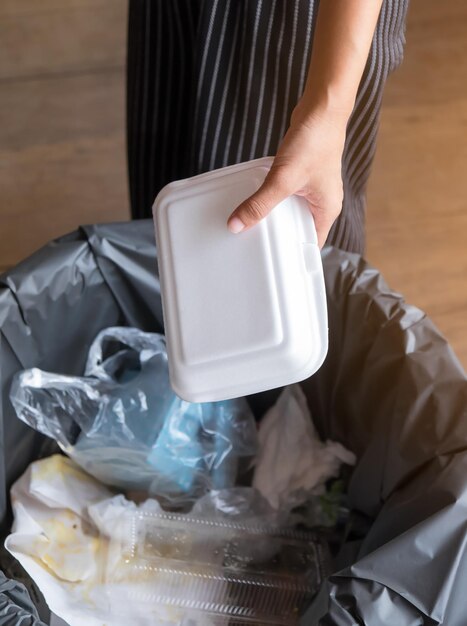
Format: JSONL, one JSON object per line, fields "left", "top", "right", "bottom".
{"left": 153, "top": 157, "right": 328, "bottom": 402}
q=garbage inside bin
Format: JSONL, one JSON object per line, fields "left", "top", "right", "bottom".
{"left": 5, "top": 455, "right": 329, "bottom": 626}
{"left": 2, "top": 221, "right": 467, "bottom": 626}
{"left": 9, "top": 327, "right": 257, "bottom": 504}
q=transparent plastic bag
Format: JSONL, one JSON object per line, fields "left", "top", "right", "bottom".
{"left": 10, "top": 327, "right": 258, "bottom": 504}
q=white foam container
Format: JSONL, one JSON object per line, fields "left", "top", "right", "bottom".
{"left": 153, "top": 157, "right": 328, "bottom": 402}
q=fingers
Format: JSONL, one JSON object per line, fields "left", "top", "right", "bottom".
{"left": 227, "top": 170, "right": 290, "bottom": 234}
{"left": 226, "top": 164, "right": 343, "bottom": 249}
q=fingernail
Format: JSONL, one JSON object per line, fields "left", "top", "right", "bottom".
{"left": 228, "top": 216, "right": 245, "bottom": 234}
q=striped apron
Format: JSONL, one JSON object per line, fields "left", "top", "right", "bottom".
{"left": 127, "top": 0, "right": 409, "bottom": 254}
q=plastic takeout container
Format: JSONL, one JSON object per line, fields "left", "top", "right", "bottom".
{"left": 104, "top": 509, "right": 326, "bottom": 625}
{"left": 153, "top": 158, "right": 328, "bottom": 402}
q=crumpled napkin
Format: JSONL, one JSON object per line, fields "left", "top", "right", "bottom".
{"left": 4, "top": 455, "right": 216, "bottom": 626}
{"left": 253, "top": 385, "right": 356, "bottom": 510}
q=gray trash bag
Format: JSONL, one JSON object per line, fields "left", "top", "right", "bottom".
{"left": 300, "top": 249, "right": 467, "bottom": 626}
{"left": 0, "top": 570, "right": 46, "bottom": 626}
{"left": 0, "top": 220, "right": 466, "bottom": 625}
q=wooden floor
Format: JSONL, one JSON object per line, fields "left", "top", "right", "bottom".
{"left": 0, "top": 0, "right": 466, "bottom": 366}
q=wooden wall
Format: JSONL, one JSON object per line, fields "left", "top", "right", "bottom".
{"left": 0, "top": 0, "right": 129, "bottom": 272}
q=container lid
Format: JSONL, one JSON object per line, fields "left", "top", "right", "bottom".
{"left": 153, "top": 157, "right": 328, "bottom": 402}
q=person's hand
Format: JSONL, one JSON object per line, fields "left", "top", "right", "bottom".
{"left": 227, "top": 105, "right": 347, "bottom": 248}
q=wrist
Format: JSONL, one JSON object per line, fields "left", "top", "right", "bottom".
{"left": 291, "top": 89, "right": 354, "bottom": 130}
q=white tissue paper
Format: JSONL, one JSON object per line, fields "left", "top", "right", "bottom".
{"left": 253, "top": 385, "right": 356, "bottom": 510}
{"left": 4, "top": 455, "right": 215, "bottom": 626}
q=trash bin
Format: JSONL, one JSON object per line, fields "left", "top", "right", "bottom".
{"left": 1, "top": 220, "right": 466, "bottom": 625}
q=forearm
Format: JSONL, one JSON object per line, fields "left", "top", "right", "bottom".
{"left": 295, "top": 0, "right": 384, "bottom": 124}
{"left": 228, "top": 0, "right": 384, "bottom": 242}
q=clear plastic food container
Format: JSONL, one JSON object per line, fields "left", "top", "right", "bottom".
{"left": 104, "top": 509, "right": 327, "bottom": 625}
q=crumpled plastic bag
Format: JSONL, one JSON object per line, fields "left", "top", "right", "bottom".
{"left": 9, "top": 327, "right": 257, "bottom": 504}
{"left": 253, "top": 385, "right": 356, "bottom": 511}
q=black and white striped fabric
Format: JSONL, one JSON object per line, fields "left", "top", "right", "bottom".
{"left": 127, "top": 0, "right": 409, "bottom": 254}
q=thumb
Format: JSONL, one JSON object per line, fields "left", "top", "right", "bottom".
{"left": 227, "top": 171, "right": 290, "bottom": 234}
